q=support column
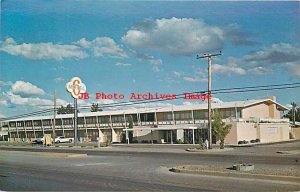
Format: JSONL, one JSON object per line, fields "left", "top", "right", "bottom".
{"left": 84, "top": 116, "right": 88, "bottom": 142}
{"left": 192, "top": 128, "right": 195, "bottom": 145}
{"left": 109, "top": 115, "right": 113, "bottom": 143}
{"left": 7, "top": 122, "right": 11, "bottom": 142}
{"left": 32, "top": 120, "right": 36, "bottom": 139}
{"left": 61, "top": 118, "right": 65, "bottom": 136}
{"left": 170, "top": 130, "right": 173, "bottom": 144}
{"left": 172, "top": 106, "right": 175, "bottom": 125}
{"left": 16, "top": 123, "right": 20, "bottom": 141}
{"left": 23, "top": 121, "right": 27, "bottom": 142}
{"left": 41, "top": 120, "right": 45, "bottom": 136}
{"left": 191, "top": 110, "right": 195, "bottom": 124}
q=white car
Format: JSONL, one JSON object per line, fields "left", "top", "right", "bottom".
{"left": 55, "top": 136, "right": 73, "bottom": 143}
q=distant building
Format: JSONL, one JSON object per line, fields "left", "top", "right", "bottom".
{"left": 0, "top": 96, "right": 290, "bottom": 144}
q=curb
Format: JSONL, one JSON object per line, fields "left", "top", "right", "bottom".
{"left": 169, "top": 166, "right": 300, "bottom": 183}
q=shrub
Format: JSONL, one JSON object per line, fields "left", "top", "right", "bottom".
{"left": 250, "top": 140, "right": 256, "bottom": 143}
{"left": 238, "top": 140, "right": 249, "bottom": 144}
{"left": 255, "top": 139, "right": 260, "bottom": 143}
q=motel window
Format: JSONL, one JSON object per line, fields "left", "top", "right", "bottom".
{"left": 17, "top": 122, "right": 24, "bottom": 127}
{"left": 42, "top": 120, "right": 51, "bottom": 126}
{"left": 78, "top": 117, "right": 84, "bottom": 125}
{"left": 267, "top": 127, "right": 278, "bottom": 134}
{"left": 25, "top": 121, "right": 32, "bottom": 127}
{"left": 193, "top": 111, "right": 206, "bottom": 120}
{"left": 33, "top": 120, "right": 41, "bottom": 126}
{"left": 162, "top": 113, "right": 173, "bottom": 121}
{"left": 140, "top": 113, "right": 155, "bottom": 122}
{"left": 9, "top": 122, "right": 16, "bottom": 127}
{"left": 98, "top": 116, "right": 110, "bottom": 124}
{"left": 63, "top": 118, "right": 73, "bottom": 125}
{"left": 55, "top": 119, "right": 62, "bottom": 126}
{"left": 175, "top": 112, "right": 192, "bottom": 120}
{"left": 112, "top": 115, "right": 124, "bottom": 123}
{"left": 125, "top": 114, "right": 138, "bottom": 123}
{"left": 86, "top": 117, "right": 97, "bottom": 124}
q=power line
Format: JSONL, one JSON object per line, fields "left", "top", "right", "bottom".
{"left": 1, "top": 82, "right": 299, "bottom": 121}
{"left": 78, "top": 83, "right": 300, "bottom": 109}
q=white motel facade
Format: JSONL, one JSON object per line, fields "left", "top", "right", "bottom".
{"left": 0, "top": 96, "right": 291, "bottom": 145}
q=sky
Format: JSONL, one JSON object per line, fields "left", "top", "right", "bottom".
{"left": 0, "top": 0, "right": 299, "bottom": 118}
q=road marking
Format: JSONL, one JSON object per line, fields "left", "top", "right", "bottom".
{"left": 39, "top": 153, "right": 87, "bottom": 158}
{"left": 74, "top": 162, "right": 110, "bottom": 167}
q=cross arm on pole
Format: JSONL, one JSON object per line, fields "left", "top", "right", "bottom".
{"left": 197, "top": 51, "right": 222, "bottom": 59}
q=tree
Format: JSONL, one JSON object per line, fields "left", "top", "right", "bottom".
{"left": 91, "top": 103, "right": 103, "bottom": 112}
{"left": 284, "top": 102, "right": 300, "bottom": 125}
{"left": 57, "top": 104, "right": 74, "bottom": 114}
{"left": 212, "top": 112, "right": 232, "bottom": 149}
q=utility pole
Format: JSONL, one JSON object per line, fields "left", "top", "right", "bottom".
{"left": 197, "top": 51, "right": 222, "bottom": 149}
{"left": 52, "top": 90, "right": 56, "bottom": 145}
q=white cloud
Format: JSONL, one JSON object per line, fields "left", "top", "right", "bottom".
{"left": 183, "top": 76, "right": 207, "bottom": 82}
{"left": 224, "top": 23, "right": 258, "bottom": 46}
{"left": 115, "top": 62, "right": 132, "bottom": 67}
{"left": 173, "top": 71, "right": 182, "bottom": 77}
{"left": 183, "top": 68, "right": 208, "bottom": 82}
{"left": 122, "top": 17, "right": 224, "bottom": 56}
{"left": 11, "top": 81, "right": 45, "bottom": 97}
{"left": 131, "top": 50, "right": 163, "bottom": 66}
{"left": 76, "top": 37, "right": 127, "bottom": 58}
{"left": 225, "top": 43, "right": 300, "bottom": 78}
{"left": 248, "top": 67, "right": 272, "bottom": 75}
{"left": 286, "top": 63, "right": 300, "bottom": 79}
{"left": 0, "top": 99, "right": 8, "bottom": 106}
{"left": 212, "top": 64, "right": 246, "bottom": 75}
{"left": 6, "top": 91, "right": 51, "bottom": 106}
{"left": 4, "top": 91, "right": 68, "bottom": 109}
{"left": 75, "top": 38, "right": 92, "bottom": 48}
{"left": 54, "top": 77, "right": 65, "bottom": 82}
{"left": 152, "top": 66, "right": 160, "bottom": 72}
{"left": 241, "top": 43, "right": 300, "bottom": 67}
{"left": 0, "top": 81, "right": 13, "bottom": 87}
{"left": 1, "top": 38, "right": 88, "bottom": 60}
{"left": 211, "top": 97, "right": 223, "bottom": 103}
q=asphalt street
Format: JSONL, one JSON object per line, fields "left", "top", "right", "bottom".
{"left": 0, "top": 143, "right": 299, "bottom": 191}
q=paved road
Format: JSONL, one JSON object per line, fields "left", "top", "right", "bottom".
{"left": 0, "top": 145, "right": 299, "bottom": 191}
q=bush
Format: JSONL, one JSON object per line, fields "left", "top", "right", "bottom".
{"left": 255, "top": 139, "right": 260, "bottom": 143}
{"left": 250, "top": 140, "right": 256, "bottom": 143}
{"left": 133, "top": 140, "right": 139, "bottom": 143}
{"left": 238, "top": 140, "right": 249, "bottom": 144}
{"left": 141, "top": 140, "right": 149, "bottom": 143}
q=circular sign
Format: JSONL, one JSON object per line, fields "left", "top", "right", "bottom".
{"left": 66, "top": 77, "right": 86, "bottom": 99}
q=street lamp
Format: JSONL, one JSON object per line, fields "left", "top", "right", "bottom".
{"left": 197, "top": 51, "right": 222, "bottom": 149}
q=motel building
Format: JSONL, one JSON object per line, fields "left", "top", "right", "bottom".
{"left": 0, "top": 96, "right": 291, "bottom": 145}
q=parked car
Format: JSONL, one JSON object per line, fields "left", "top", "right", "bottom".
{"left": 55, "top": 136, "right": 74, "bottom": 143}
{"left": 31, "top": 137, "right": 52, "bottom": 144}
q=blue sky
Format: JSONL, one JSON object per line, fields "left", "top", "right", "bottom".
{"left": 0, "top": 0, "right": 299, "bottom": 117}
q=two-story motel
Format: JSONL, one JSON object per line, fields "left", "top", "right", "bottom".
{"left": 0, "top": 96, "right": 290, "bottom": 145}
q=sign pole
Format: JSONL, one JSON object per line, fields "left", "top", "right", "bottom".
{"left": 74, "top": 98, "right": 78, "bottom": 146}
